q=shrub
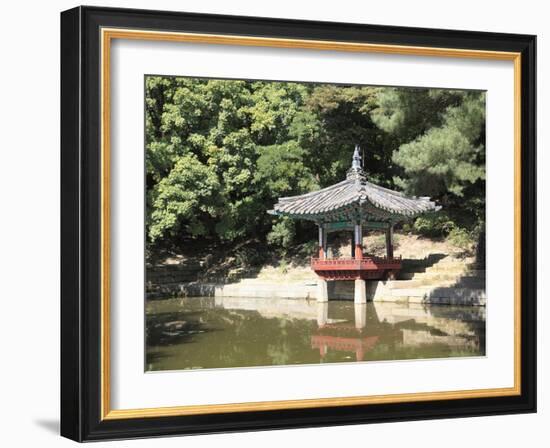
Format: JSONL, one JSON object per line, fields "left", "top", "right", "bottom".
{"left": 234, "top": 245, "right": 265, "bottom": 268}
{"left": 278, "top": 260, "right": 289, "bottom": 274}
{"left": 267, "top": 217, "right": 296, "bottom": 251}
{"left": 293, "top": 240, "right": 318, "bottom": 258}
{"left": 413, "top": 213, "right": 455, "bottom": 238}
{"left": 447, "top": 227, "right": 474, "bottom": 251}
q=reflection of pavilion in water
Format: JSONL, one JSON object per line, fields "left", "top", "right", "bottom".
{"left": 313, "top": 302, "right": 386, "bottom": 362}
{"left": 214, "top": 297, "right": 485, "bottom": 362}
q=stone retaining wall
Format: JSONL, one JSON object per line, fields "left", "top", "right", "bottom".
{"left": 146, "top": 263, "right": 203, "bottom": 298}
{"left": 149, "top": 278, "right": 486, "bottom": 306}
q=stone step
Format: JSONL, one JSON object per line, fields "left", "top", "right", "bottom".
{"left": 389, "top": 279, "right": 455, "bottom": 289}
{"left": 390, "top": 274, "right": 486, "bottom": 289}
{"left": 390, "top": 286, "right": 486, "bottom": 299}
{"left": 401, "top": 263, "right": 483, "bottom": 273}
{"left": 384, "top": 290, "right": 486, "bottom": 306}
{"left": 412, "top": 269, "right": 485, "bottom": 279}
{"left": 409, "top": 272, "right": 464, "bottom": 282}
{"left": 427, "top": 260, "right": 467, "bottom": 267}
{"left": 424, "top": 266, "right": 471, "bottom": 275}
{"left": 416, "top": 270, "right": 459, "bottom": 277}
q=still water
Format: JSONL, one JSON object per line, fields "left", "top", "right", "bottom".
{"left": 146, "top": 297, "right": 486, "bottom": 371}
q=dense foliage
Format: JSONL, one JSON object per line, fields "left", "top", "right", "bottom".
{"left": 145, "top": 77, "right": 486, "bottom": 260}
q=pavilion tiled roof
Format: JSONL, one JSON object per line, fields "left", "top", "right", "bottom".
{"left": 270, "top": 146, "right": 440, "bottom": 223}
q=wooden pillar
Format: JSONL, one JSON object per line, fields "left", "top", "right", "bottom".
{"left": 385, "top": 224, "right": 394, "bottom": 259}
{"left": 354, "top": 223, "right": 363, "bottom": 260}
{"left": 323, "top": 227, "right": 328, "bottom": 259}
{"left": 318, "top": 225, "right": 326, "bottom": 259}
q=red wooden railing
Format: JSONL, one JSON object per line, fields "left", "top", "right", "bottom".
{"left": 310, "top": 256, "right": 402, "bottom": 280}
{"left": 311, "top": 256, "right": 402, "bottom": 267}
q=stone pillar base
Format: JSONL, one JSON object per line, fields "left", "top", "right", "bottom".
{"left": 317, "top": 302, "right": 329, "bottom": 326}
{"left": 354, "top": 279, "right": 367, "bottom": 304}
{"left": 317, "top": 279, "right": 329, "bottom": 302}
{"left": 354, "top": 303, "right": 367, "bottom": 329}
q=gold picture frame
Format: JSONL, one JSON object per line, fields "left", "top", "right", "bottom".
{"left": 61, "top": 6, "right": 536, "bottom": 441}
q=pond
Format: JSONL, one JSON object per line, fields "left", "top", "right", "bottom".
{"left": 145, "top": 297, "right": 486, "bottom": 371}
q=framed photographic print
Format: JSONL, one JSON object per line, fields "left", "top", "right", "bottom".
{"left": 60, "top": 6, "right": 536, "bottom": 441}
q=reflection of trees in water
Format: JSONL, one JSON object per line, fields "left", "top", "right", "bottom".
{"left": 146, "top": 297, "right": 486, "bottom": 371}
{"left": 146, "top": 300, "right": 319, "bottom": 370}
{"left": 146, "top": 310, "right": 212, "bottom": 347}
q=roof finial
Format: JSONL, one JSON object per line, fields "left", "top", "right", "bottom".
{"left": 347, "top": 144, "right": 366, "bottom": 181}
{"left": 352, "top": 144, "right": 362, "bottom": 170}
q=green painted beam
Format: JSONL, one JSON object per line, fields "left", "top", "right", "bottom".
{"left": 324, "top": 220, "right": 391, "bottom": 232}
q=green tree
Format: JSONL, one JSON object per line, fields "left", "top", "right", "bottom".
{"left": 372, "top": 88, "right": 486, "bottom": 236}
{"left": 147, "top": 154, "right": 220, "bottom": 243}
{"left": 145, "top": 77, "right": 312, "bottom": 249}
{"left": 254, "top": 141, "right": 319, "bottom": 251}
{"left": 293, "top": 85, "right": 396, "bottom": 187}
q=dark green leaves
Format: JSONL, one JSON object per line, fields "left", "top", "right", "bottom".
{"left": 145, "top": 76, "right": 486, "bottom": 254}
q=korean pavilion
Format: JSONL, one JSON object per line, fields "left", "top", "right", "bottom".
{"left": 270, "top": 145, "right": 440, "bottom": 303}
